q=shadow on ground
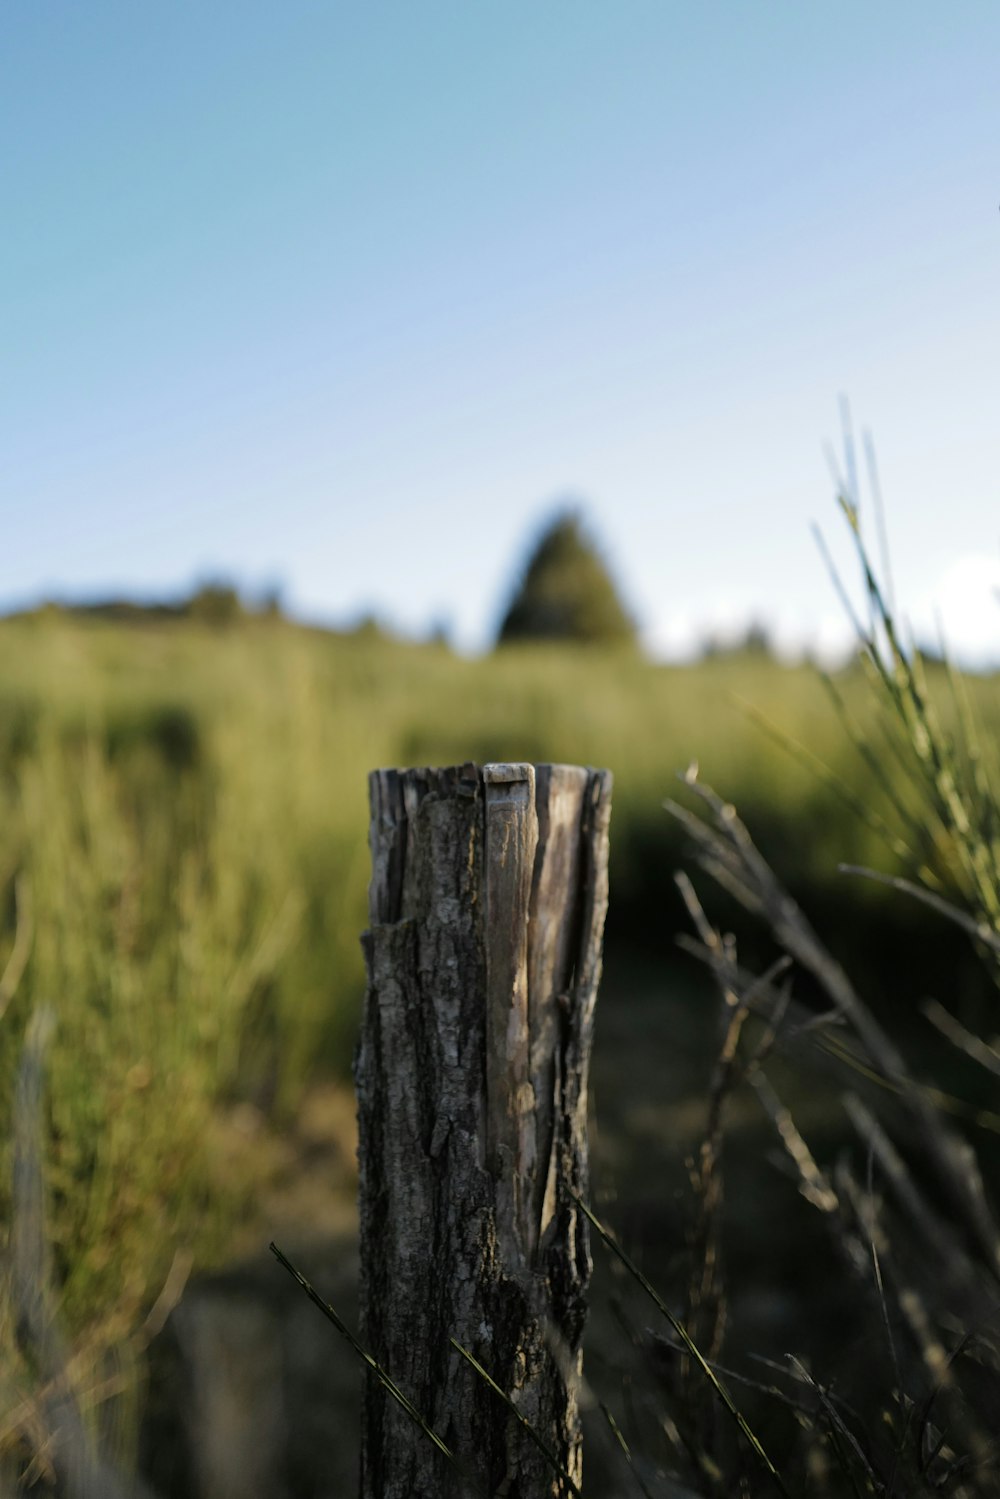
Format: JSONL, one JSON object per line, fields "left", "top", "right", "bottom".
{"left": 139, "top": 948, "right": 863, "bottom": 1498}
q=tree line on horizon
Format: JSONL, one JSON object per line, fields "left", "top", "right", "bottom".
{"left": 7, "top": 509, "right": 793, "bottom": 661}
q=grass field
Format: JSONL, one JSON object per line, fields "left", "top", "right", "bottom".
{"left": 1, "top": 606, "right": 997, "bottom": 1481}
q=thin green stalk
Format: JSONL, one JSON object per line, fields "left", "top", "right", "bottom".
{"left": 450, "top": 1339, "right": 582, "bottom": 1498}
{"left": 599, "top": 1401, "right": 657, "bottom": 1499}
{"left": 270, "top": 1243, "right": 484, "bottom": 1497}
{"left": 569, "top": 1193, "right": 793, "bottom": 1498}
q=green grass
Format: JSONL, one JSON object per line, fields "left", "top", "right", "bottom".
{"left": 1, "top": 604, "right": 997, "bottom": 1476}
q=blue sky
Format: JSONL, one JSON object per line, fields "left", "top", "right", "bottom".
{"left": 4, "top": 3, "right": 999, "bottom": 660}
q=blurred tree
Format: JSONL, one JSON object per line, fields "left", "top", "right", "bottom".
{"left": 497, "top": 510, "right": 637, "bottom": 647}
{"left": 186, "top": 581, "right": 244, "bottom": 627}
{"left": 427, "top": 615, "right": 453, "bottom": 650}
{"left": 350, "top": 611, "right": 389, "bottom": 641}
{"left": 700, "top": 619, "right": 774, "bottom": 660}
{"left": 256, "top": 582, "right": 285, "bottom": 620}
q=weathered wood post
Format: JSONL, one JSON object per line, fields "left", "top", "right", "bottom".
{"left": 355, "top": 762, "right": 612, "bottom": 1498}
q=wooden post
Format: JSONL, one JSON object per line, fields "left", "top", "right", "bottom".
{"left": 355, "top": 762, "right": 612, "bottom": 1499}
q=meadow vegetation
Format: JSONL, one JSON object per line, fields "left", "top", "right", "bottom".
{"left": 607, "top": 507, "right": 1000, "bottom": 1496}
{"left": 1, "top": 582, "right": 998, "bottom": 1488}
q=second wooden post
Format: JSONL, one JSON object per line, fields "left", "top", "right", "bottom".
{"left": 356, "top": 762, "right": 612, "bottom": 1498}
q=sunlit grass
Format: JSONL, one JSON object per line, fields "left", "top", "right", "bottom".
{"left": 0, "top": 604, "right": 997, "bottom": 1479}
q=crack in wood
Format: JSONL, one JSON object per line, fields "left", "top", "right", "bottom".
{"left": 356, "top": 761, "right": 611, "bottom": 1498}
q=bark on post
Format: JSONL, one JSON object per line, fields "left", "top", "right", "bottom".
{"left": 355, "top": 762, "right": 612, "bottom": 1499}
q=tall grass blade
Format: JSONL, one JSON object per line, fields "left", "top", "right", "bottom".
{"left": 786, "top": 1357, "right": 878, "bottom": 1499}
{"left": 449, "top": 1338, "right": 582, "bottom": 1498}
{"left": 598, "top": 1401, "right": 657, "bottom": 1499}
{"left": 269, "top": 1243, "right": 483, "bottom": 1497}
{"left": 732, "top": 695, "right": 916, "bottom": 868}
{"left": 568, "top": 1192, "right": 792, "bottom": 1497}
{"left": 837, "top": 865, "right": 1000, "bottom": 954}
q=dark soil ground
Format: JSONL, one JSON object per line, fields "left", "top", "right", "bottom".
{"left": 140, "top": 945, "right": 869, "bottom": 1498}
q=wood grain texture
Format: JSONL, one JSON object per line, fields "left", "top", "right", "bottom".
{"left": 355, "top": 762, "right": 611, "bottom": 1499}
